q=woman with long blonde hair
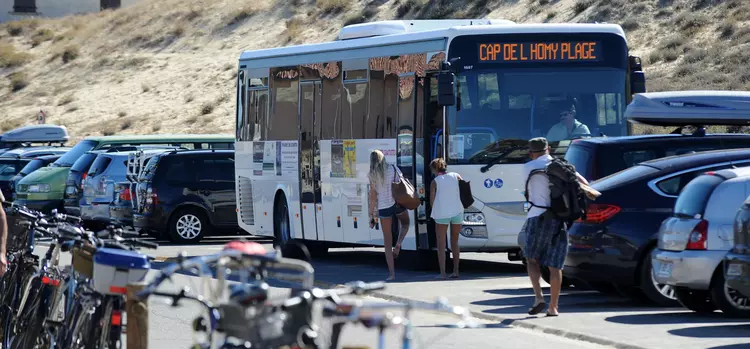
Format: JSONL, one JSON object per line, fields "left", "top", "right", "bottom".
{"left": 368, "top": 149, "right": 410, "bottom": 281}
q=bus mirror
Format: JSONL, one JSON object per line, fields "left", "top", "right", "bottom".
{"left": 437, "top": 72, "right": 455, "bottom": 107}
{"left": 631, "top": 71, "right": 646, "bottom": 94}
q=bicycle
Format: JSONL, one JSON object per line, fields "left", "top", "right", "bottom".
{"left": 135, "top": 242, "right": 481, "bottom": 349}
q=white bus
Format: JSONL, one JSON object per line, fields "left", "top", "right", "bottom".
{"left": 234, "top": 19, "right": 646, "bottom": 261}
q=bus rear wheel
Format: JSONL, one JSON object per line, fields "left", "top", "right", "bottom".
{"left": 273, "top": 196, "right": 292, "bottom": 249}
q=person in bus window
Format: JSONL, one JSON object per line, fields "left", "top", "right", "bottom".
{"left": 368, "top": 150, "right": 410, "bottom": 281}
{"left": 546, "top": 102, "right": 590, "bottom": 142}
{"left": 429, "top": 158, "right": 463, "bottom": 279}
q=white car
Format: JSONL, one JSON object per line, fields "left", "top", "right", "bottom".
{"left": 653, "top": 167, "right": 750, "bottom": 317}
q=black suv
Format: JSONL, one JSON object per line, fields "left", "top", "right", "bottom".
{"left": 564, "top": 132, "right": 750, "bottom": 182}
{"left": 132, "top": 150, "right": 237, "bottom": 243}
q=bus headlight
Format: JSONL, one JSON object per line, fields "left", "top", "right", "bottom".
{"left": 461, "top": 212, "right": 487, "bottom": 239}
{"left": 463, "top": 212, "right": 485, "bottom": 225}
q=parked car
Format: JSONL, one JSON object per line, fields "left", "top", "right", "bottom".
{"left": 653, "top": 168, "right": 750, "bottom": 317}
{"left": 564, "top": 148, "right": 750, "bottom": 306}
{"left": 132, "top": 149, "right": 237, "bottom": 243}
{"left": 79, "top": 148, "right": 181, "bottom": 227}
{"left": 0, "top": 147, "right": 70, "bottom": 200}
{"left": 9, "top": 154, "right": 63, "bottom": 201}
{"left": 725, "top": 196, "right": 750, "bottom": 301}
{"left": 565, "top": 132, "right": 750, "bottom": 182}
{"left": 15, "top": 134, "right": 234, "bottom": 213}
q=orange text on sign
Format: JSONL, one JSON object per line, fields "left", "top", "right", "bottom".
{"left": 478, "top": 42, "right": 599, "bottom": 62}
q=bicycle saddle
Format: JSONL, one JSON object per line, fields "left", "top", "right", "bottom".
{"left": 223, "top": 240, "right": 267, "bottom": 255}
{"left": 228, "top": 281, "right": 270, "bottom": 306}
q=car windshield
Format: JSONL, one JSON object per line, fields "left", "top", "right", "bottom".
{"left": 54, "top": 140, "right": 98, "bottom": 167}
{"left": 70, "top": 153, "right": 98, "bottom": 174}
{"left": 19, "top": 159, "right": 45, "bottom": 176}
{"left": 446, "top": 68, "right": 627, "bottom": 165}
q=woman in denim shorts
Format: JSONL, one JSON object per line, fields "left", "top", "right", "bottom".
{"left": 368, "top": 150, "right": 410, "bottom": 281}
{"left": 429, "top": 158, "right": 464, "bottom": 279}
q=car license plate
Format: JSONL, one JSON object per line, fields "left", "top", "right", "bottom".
{"left": 657, "top": 261, "right": 673, "bottom": 278}
{"left": 727, "top": 263, "right": 743, "bottom": 276}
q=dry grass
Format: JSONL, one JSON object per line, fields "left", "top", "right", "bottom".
{"left": 9, "top": 72, "right": 28, "bottom": 92}
{"left": 0, "top": 44, "right": 31, "bottom": 68}
{"left": 0, "top": 0, "right": 747, "bottom": 139}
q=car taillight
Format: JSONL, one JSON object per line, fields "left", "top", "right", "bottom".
{"left": 146, "top": 187, "right": 157, "bottom": 205}
{"left": 577, "top": 204, "right": 621, "bottom": 224}
{"left": 119, "top": 188, "right": 131, "bottom": 201}
{"left": 686, "top": 219, "right": 709, "bottom": 250}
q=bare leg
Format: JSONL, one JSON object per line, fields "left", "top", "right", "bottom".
{"left": 527, "top": 259, "right": 545, "bottom": 306}
{"left": 548, "top": 267, "right": 562, "bottom": 315}
{"left": 393, "top": 211, "right": 410, "bottom": 258}
{"left": 435, "top": 223, "right": 448, "bottom": 278}
{"left": 381, "top": 217, "right": 395, "bottom": 280}
{"left": 449, "top": 223, "right": 460, "bottom": 278}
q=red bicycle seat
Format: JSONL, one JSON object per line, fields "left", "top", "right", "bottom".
{"left": 223, "top": 240, "right": 267, "bottom": 255}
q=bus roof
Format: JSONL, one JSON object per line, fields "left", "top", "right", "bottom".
{"left": 625, "top": 90, "right": 750, "bottom": 127}
{"left": 81, "top": 134, "right": 234, "bottom": 143}
{"left": 239, "top": 21, "right": 627, "bottom": 63}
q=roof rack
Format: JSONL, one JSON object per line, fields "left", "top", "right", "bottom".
{"left": 0, "top": 124, "right": 69, "bottom": 144}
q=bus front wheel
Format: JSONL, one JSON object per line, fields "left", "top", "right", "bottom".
{"left": 273, "top": 196, "right": 292, "bottom": 249}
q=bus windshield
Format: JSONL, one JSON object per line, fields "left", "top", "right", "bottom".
{"left": 446, "top": 68, "right": 626, "bottom": 165}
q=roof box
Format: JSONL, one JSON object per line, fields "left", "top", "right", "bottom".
{"left": 626, "top": 91, "right": 750, "bottom": 127}
{"left": 0, "top": 124, "right": 70, "bottom": 143}
{"left": 338, "top": 19, "right": 515, "bottom": 40}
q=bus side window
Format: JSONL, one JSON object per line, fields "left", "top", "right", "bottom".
{"left": 342, "top": 68, "right": 368, "bottom": 139}
{"left": 321, "top": 62, "right": 342, "bottom": 140}
{"left": 269, "top": 67, "right": 299, "bottom": 141}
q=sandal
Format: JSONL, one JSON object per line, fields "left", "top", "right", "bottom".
{"left": 545, "top": 311, "right": 559, "bottom": 317}
{"left": 528, "top": 302, "right": 547, "bottom": 315}
{"left": 448, "top": 273, "right": 459, "bottom": 279}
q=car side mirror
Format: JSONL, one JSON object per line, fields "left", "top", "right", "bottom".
{"left": 437, "top": 72, "right": 455, "bottom": 107}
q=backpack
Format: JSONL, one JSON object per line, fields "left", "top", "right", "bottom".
{"left": 524, "top": 157, "right": 587, "bottom": 224}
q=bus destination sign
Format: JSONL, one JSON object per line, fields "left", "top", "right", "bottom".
{"left": 478, "top": 41, "right": 603, "bottom": 63}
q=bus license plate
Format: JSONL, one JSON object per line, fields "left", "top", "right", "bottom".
{"left": 657, "top": 262, "right": 673, "bottom": 278}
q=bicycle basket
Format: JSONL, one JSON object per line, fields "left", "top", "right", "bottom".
{"left": 72, "top": 247, "right": 94, "bottom": 278}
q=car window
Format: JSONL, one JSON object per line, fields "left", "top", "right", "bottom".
{"left": 198, "top": 158, "right": 235, "bottom": 181}
{"left": 19, "top": 159, "right": 44, "bottom": 176}
{"left": 71, "top": 153, "right": 98, "bottom": 173}
{"left": 674, "top": 174, "right": 726, "bottom": 218}
{"left": 161, "top": 157, "right": 196, "bottom": 184}
{"left": 564, "top": 144, "right": 592, "bottom": 180}
{"left": 655, "top": 164, "right": 740, "bottom": 196}
{"left": 88, "top": 156, "right": 113, "bottom": 176}
{"left": 593, "top": 164, "right": 659, "bottom": 191}
{"left": 622, "top": 150, "right": 659, "bottom": 168}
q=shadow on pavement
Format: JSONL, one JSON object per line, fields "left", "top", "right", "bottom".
{"left": 668, "top": 324, "right": 750, "bottom": 338}
{"left": 708, "top": 344, "right": 750, "bottom": 349}
{"left": 605, "top": 312, "right": 745, "bottom": 325}
{"left": 473, "top": 289, "right": 666, "bottom": 315}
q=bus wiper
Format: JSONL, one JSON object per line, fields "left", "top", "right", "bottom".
{"left": 479, "top": 146, "right": 527, "bottom": 173}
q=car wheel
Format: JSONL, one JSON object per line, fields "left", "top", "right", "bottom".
{"left": 168, "top": 208, "right": 208, "bottom": 244}
{"left": 710, "top": 266, "right": 750, "bottom": 317}
{"left": 674, "top": 288, "right": 716, "bottom": 313}
{"left": 638, "top": 249, "right": 679, "bottom": 307}
{"left": 273, "top": 196, "right": 292, "bottom": 249}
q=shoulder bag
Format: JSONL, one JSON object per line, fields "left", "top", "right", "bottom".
{"left": 457, "top": 175, "right": 474, "bottom": 209}
{"left": 391, "top": 165, "right": 421, "bottom": 210}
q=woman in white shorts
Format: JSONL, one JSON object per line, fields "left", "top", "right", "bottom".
{"left": 429, "top": 158, "right": 464, "bottom": 279}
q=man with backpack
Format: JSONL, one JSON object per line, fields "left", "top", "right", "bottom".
{"left": 521, "top": 137, "right": 589, "bottom": 317}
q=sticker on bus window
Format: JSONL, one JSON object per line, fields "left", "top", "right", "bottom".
{"left": 253, "top": 142, "right": 264, "bottom": 176}
{"left": 344, "top": 140, "right": 357, "bottom": 178}
{"left": 280, "top": 141, "right": 298, "bottom": 176}
{"left": 263, "top": 142, "right": 276, "bottom": 176}
{"left": 449, "top": 135, "right": 465, "bottom": 159}
{"left": 331, "top": 140, "right": 344, "bottom": 178}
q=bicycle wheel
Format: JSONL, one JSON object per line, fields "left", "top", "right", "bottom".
{"left": 4, "top": 262, "right": 38, "bottom": 349}
{"left": 89, "top": 296, "right": 119, "bottom": 349}
{"left": 64, "top": 301, "right": 96, "bottom": 349}
{"left": 10, "top": 279, "right": 51, "bottom": 349}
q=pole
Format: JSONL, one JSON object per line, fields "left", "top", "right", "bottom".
{"left": 126, "top": 282, "right": 148, "bottom": 349}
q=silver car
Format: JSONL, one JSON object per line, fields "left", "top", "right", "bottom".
{"left": 80, "top": 148, "right": 178, "bottom": 226}
{"left": 653, "top": 167, "right": 750, "bottom": 317}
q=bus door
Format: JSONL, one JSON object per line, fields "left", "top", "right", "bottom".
{"left": 299, "top": 81, "right": 324, "bottom": 240}
{"left": 417, "top": 73, "right": 445, "bottom": 250}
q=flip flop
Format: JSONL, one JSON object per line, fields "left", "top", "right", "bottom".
{"left": 528, "top": 302, "right": 547, "bottom": 315}
{"left": 448, "top": 274, "right": 459, "bottom": 279}
{"left": 545, "top": 311, "right": 559, "bottom": 317}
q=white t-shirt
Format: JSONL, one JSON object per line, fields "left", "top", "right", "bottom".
{"left": 431, "top": 172, "right": 464, "bottom": 219}
{"left": 374, "top": 165, "right": 397, "bottom": 210}
{"left": 523, "top": 154, "right": 552, "bottom": 219}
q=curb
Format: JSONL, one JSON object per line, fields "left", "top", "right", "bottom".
{"left": 313, "top": 279, "right": 651, "bottom": 349}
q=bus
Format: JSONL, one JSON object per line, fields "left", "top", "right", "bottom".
{"left": 234, "top": 19, "right": 646, "bottom": 260}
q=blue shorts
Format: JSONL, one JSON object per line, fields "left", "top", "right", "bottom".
{"left": 434, "top": 213, "right": 463, "bottom": 225}
{"left": 378, "top": 204, "right": 406, "bottom": 218}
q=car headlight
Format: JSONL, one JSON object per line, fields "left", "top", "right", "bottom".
{"left": 463, "top": 212, "right": 485, "bottom": 225}
{"left": 27, "top": 184, "right": 51, "bottom": 193}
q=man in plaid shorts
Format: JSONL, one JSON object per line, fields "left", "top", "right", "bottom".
{"left": 521, "top": 137, "right": 587, "bottom": 317}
